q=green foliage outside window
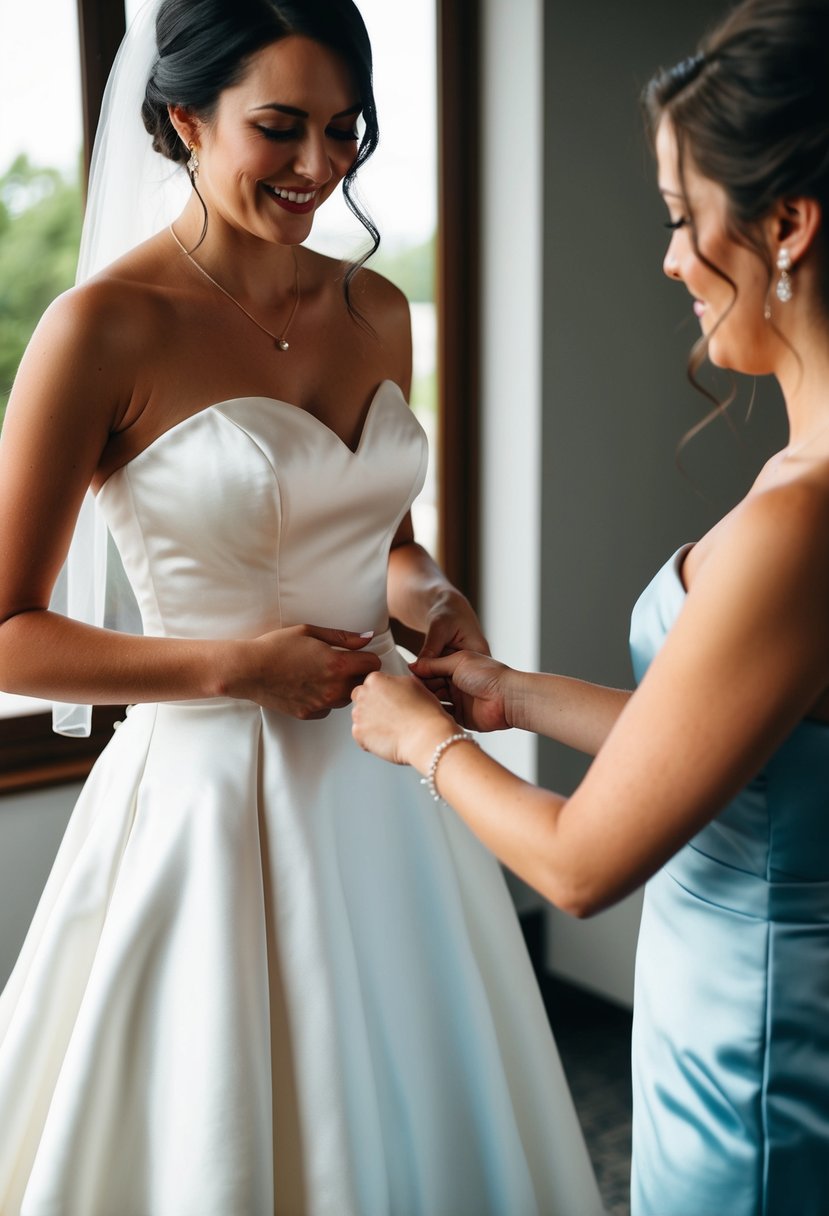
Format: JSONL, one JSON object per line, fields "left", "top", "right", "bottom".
{"left": 0, "top": 155, "right": 434, "bottom": 430}
{"left": 371, "top": 234, "right": 434, "bottom": 305}
{"left": 0, "top": 155, "right": 83, "bottom": 427}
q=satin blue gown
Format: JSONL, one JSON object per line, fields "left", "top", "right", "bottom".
{"left": 629, "top": 545, "right": 829, "bottom": 1216}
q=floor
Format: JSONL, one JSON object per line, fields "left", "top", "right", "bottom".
{"left": 522, "top": 913, "right": 633, "bottom": 1216}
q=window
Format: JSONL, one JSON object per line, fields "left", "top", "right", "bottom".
{"left": 0, "top": 1, "right": 125, "bottom": 791}
{"left": 0, "top": 0, "right": 85, "bottom": 727}
{"left": 310, "top": 0, "right": 439, "bottom": 555}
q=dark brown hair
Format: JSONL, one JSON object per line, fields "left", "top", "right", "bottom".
{"left": 643, "top": 0, "right": 829, "bottom": 425}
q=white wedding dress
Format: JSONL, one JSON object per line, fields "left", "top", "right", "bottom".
{"left": 0, "top": 380, "right": 604, "bottom": 1215}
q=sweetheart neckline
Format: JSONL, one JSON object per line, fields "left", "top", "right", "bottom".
{"left": 96, "top": 379, "right": 404, "bottom": 497}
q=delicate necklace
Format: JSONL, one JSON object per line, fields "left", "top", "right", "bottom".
{"left": 169, "top": 224, "right": 300, "bottom": 351}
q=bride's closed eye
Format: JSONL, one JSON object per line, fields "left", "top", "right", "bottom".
{"left": 257, "top": 125, "right": 298, "bottom": 141}
{"left": 325, "top": 125, "right": 359, "bottom": 142}
{"left": 664, "top": 216, "right": 689, "bottom": 231}
{"left": 256, "top": 125, "right": 358, "bottom": 143}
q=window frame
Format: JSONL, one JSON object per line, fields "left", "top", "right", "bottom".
{"left": 0, "top": 0, "right": 480, "bottom": 794}
{"left": 436, "top": 0, "right": 480, "bottom": 602}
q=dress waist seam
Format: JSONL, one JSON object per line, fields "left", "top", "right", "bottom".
{"left": 663, "top": 845, "right": 829, "bottom": 923}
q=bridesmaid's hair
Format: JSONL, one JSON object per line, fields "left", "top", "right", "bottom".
{"left": 642, "top": 0, "right": 829, "bottom": 427}
{"left": 141, "top": 0, "right": 380, "bottom": 304}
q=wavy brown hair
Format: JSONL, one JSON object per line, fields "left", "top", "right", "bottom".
{"left": 642, "top": 0, "right": 829, "bottom": 438}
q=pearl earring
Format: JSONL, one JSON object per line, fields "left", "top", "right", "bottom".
{"left": 775, "top": 248, "right": 793, "bottom": 303}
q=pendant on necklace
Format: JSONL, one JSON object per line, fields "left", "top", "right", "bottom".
{"left": 276, "top": 338, "right": 290, "bottom": 351}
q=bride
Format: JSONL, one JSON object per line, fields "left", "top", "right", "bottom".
{"left": 0, "top": 0, "right": 604, "bottom": 1212}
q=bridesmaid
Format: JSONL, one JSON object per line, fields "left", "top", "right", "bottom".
{"left": 352, "top": 0, "right": 829, "bottom": 1212}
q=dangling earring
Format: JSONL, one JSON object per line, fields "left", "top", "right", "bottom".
{"left": 775, "top": 247, "right": 793, "bottom": 303}
{"left": 186, "top": 143, "right": 200, "bottom": 182}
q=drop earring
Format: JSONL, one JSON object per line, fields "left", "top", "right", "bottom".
{"left": 775, "top": 247, "right": 793, "bottom": 303}
{"left": 186, "top": 143, "right": 200, "bottom": 182}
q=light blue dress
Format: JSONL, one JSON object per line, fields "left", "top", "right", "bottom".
{"left": 629, "top": 544, "right": 829, "bottom": 1216}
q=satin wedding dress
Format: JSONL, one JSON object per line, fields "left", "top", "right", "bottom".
{"left": 630, "top": 544, "right": 829, "bottom": 1216}
{"left": 0, "top": 381, "right": 604, "bottom": 1216}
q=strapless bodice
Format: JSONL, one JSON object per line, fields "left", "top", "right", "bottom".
{"left": 96, "top": 380, "right": 427, "bottom": 641}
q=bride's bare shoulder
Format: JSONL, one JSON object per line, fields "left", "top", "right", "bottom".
{"left": 49, "top": 231, "right": 178, "bottom": 342}
{"left": 306, "top": 248, "right": 410, "bottom": 326}
{"left": 11, "top": 232, "right": 179, "bottom": 434}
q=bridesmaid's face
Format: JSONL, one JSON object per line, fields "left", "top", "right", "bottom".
{"left": 656, "top": 117, "right": 775, "bottom": 376}
{"left": 189, "top": 35, "right": 361, "bottom": 246}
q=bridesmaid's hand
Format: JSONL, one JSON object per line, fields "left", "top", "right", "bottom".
{"left": 351, "top": 671, "right": 455, "bottom": 766}
{"left": 410, "top": 650, "right": 514, "bottom": 733}
{"left": 230, "top": 625, "right": 381, "bottom": 719}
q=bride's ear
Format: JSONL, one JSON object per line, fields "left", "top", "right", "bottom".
{"left": 167, "top": 104, "right": 201, "bottom": 156}
{"left": 768, "top": 195, "right": 822, "bottom": 266}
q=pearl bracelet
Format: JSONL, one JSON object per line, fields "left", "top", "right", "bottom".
{"left": 420, "top": 729, "right": 479, "bottom": 802}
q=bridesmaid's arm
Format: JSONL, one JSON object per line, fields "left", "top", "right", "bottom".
{"left": 356, "top": 486, "right": 829, "bottom": 916}
{"left": 412, "top": 649, "right": 631, "bottom": 752}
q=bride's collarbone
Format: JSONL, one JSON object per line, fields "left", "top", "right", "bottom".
{"left": 98, "top": 369, "right": 386, "bottom": 484}
{"left": 96, "top": 289, "right": 395, "bottom": 466}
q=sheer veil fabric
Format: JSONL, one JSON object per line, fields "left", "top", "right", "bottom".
{"left": 51, "top": 0, "right": 185, "bottom": 736}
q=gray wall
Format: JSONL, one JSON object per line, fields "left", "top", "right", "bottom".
{"left": 539, "top": 0, "right": 788, "bottom": 1001}
{"left": 0, "top": 784, "right": 78, "bottom": 989}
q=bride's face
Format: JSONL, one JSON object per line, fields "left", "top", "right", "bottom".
{"left": 192, "top": 35, "right": 361, "bottom": 244}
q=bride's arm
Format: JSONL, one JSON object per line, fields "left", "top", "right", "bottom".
{"left": 0, "top": 288, "right": 379, "bottom": 717}
{"left": 386, "top": 516, "right": 489, "bottom": 655}
{"left": 362, "top": 272, "right": 488, "bottom": 657}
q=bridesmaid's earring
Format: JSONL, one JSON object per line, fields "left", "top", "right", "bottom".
{"left": 775, "top": 248, "right": 793, "bottom": 303}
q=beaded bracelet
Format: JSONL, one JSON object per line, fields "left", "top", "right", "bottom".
{"left": 420, "top": 729, "right": 479, "bottom": 802}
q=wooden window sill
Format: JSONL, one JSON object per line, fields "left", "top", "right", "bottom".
{"left": 0, "top": 707, "right": 123, "bottom": 797}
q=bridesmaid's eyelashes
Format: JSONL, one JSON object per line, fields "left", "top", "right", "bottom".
{"left": 664, "top": 217, "right": 689, "bottom": 231}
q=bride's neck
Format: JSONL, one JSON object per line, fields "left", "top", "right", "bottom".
{"left": 171, "top": 205, "right": 299, "bottom": 306}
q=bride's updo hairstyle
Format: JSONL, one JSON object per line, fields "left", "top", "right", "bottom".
{"left": 142, "top": 0, "right": 380, "bottom": 289}
{"left": 642, "top": 0, "right": 829, "bottom": 418}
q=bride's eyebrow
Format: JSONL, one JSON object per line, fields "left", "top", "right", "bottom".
{"left": 251, "top": 103, "right": 361, "bottom": 119}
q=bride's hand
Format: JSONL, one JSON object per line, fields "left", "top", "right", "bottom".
{"left": 228, "top": 625, "right": 381, "bottom": 718}
{"left": 415, "top": 591, "right": 490, "bottom": 717}
{"left": 351, "top": 671, "right": 455, "bottom": 766}
{"left": 418, "top": 589, "right": 490, "bottom": 661}
{"left": 410, "top": 650, "right": 514, "bottom": 733}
